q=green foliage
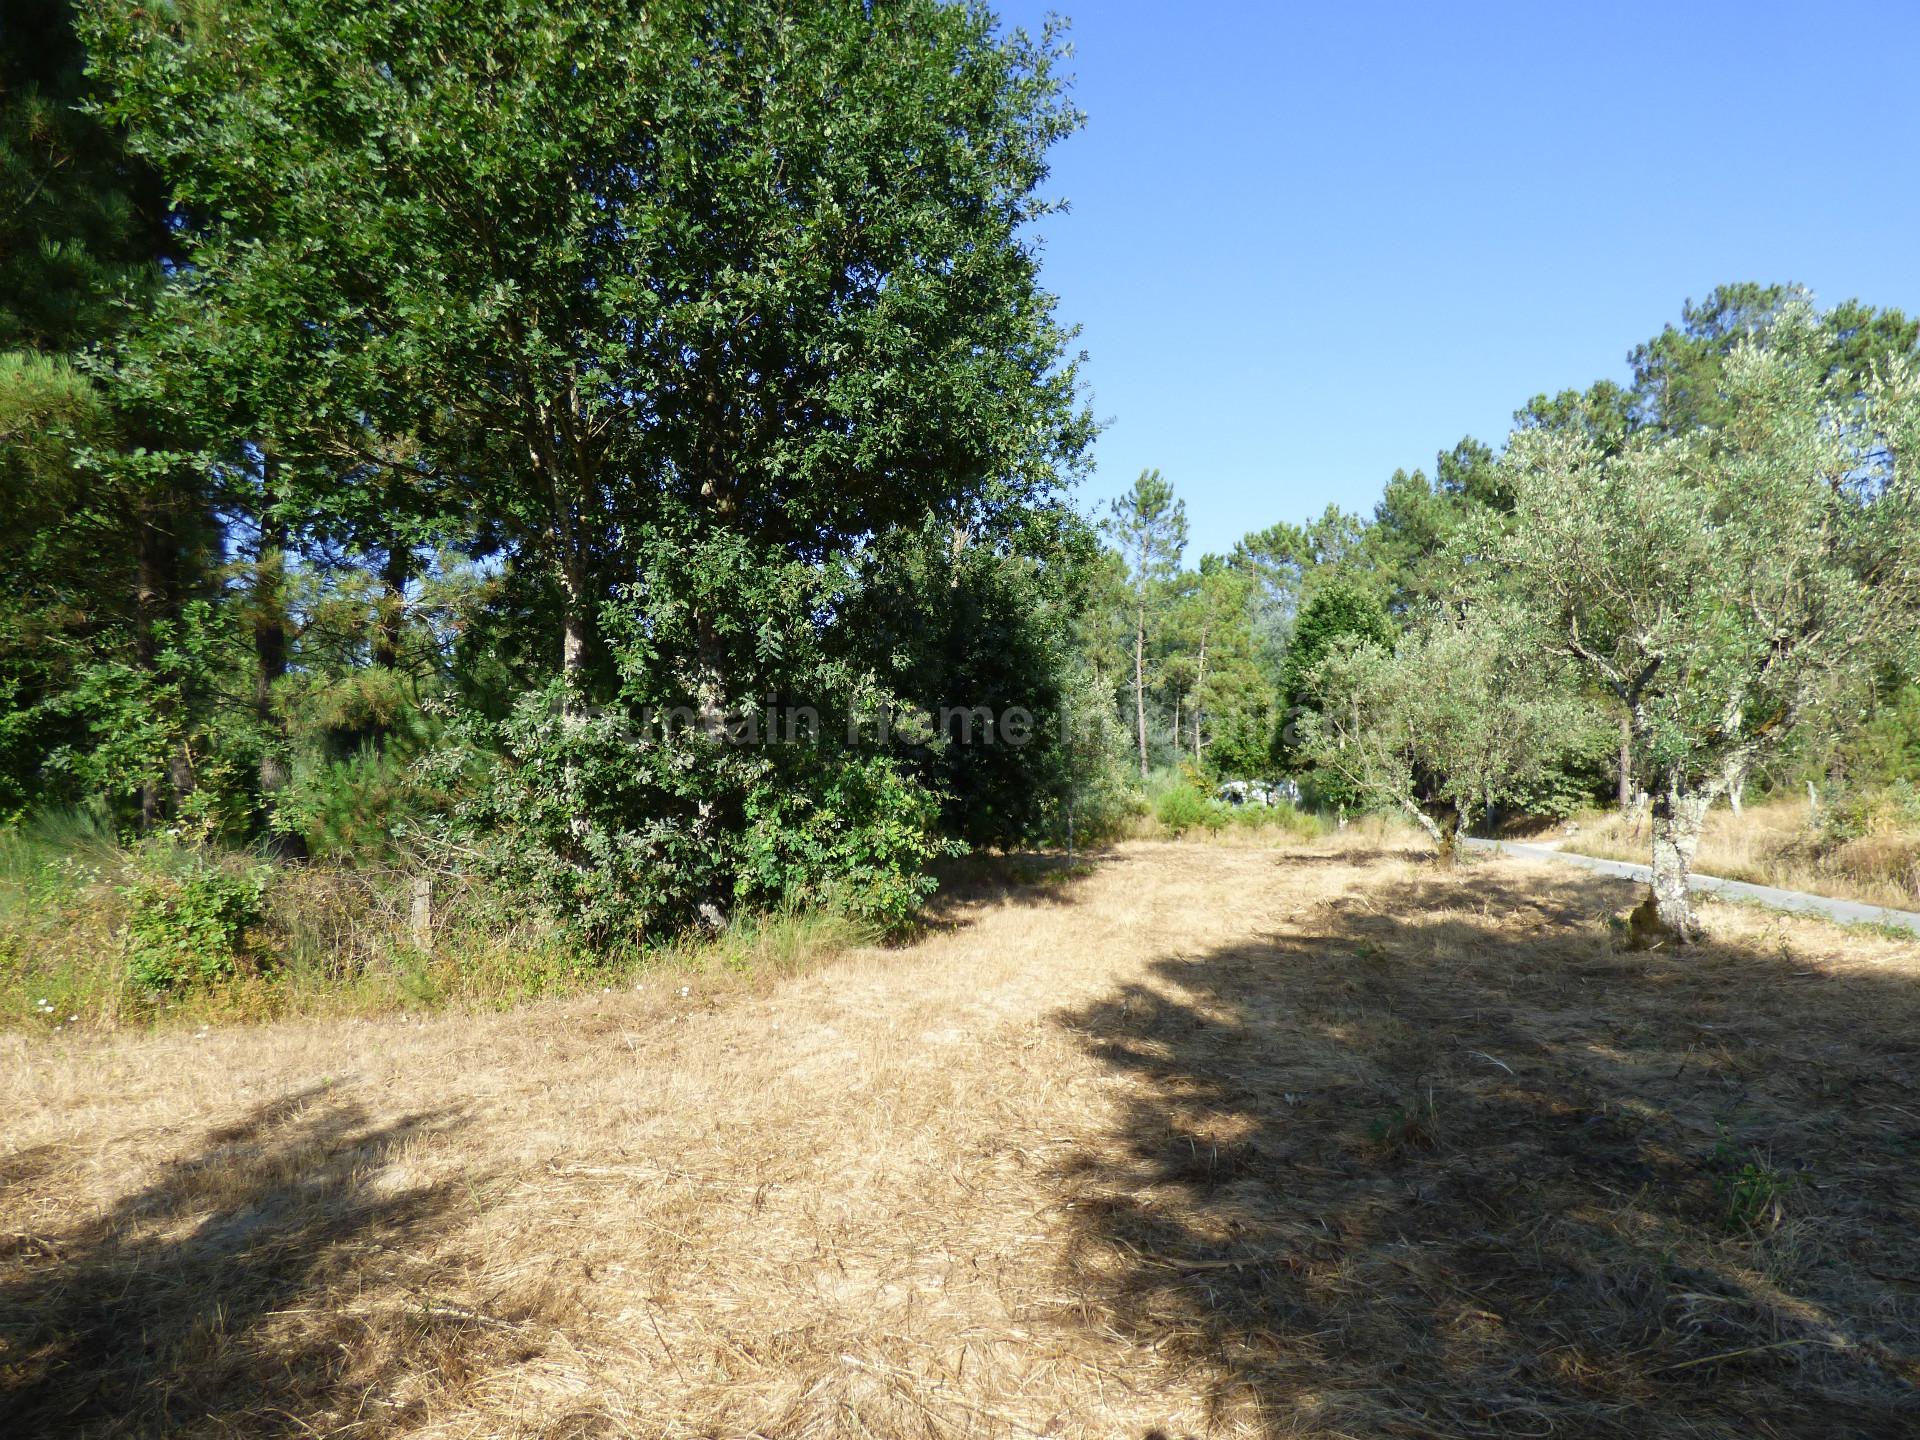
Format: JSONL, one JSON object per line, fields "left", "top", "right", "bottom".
{"left": 738, "top": 755, "right": 956, "bottom": 928}
{"left": 838, "top": 512, "right": 1094, "bottom": 850}
{"left": 269, "top": 744, "right": 442, "bottom": 862}
{"left": 91, "top": 0, "right": 1092, "bottom": 680}
{"left": 1278, "top": 582, "right": 1394, "bottom": 800}
{"left": 1055, "top": 655, "right": 1141, "bottom": 846}
{"left": 1295, "top": 606, "right": 1601, "bottom": 847}
{"left": 1628, "top": 283, "right": 1918, "bottom": 436}
{"left": 2, "top": 1, "right": 168, "bottom": 350}
{"left": 449, "top": 652, "right": 961, "bottom": 948}
{"left": 121, "top": 846, "right": 268, "bottom": 991}
{"left": 446, "top": 689, "right": 729, "bottom": 950}
{"left": 1813, "top": 780, "right": 1920, "bottom": 847}
{"left": 1104, "top": 469, "right": 1190, "bottom": 775}
{"left": 1152, "top": 779, "right": 1229, "bottom": 837}
{"left": 47, "top": 0, "right": 1095, "bottom": 945}
{"left": 1280, "top": 582, "right": 1394, "bottom": 719}
{"left": 1837, "top": 684, "right": 1920, "bottom": 788}
{"left": 1496, "top": 313, "right": 1920, "bottom": 800}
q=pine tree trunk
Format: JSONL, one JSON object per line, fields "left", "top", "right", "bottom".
{"left": 253, "top": 501, "right": 289, "bottom": 795}
{"left": 373, "top": 539, "right": 409, "bottom": 672}
{"left": 1133, "top": 603, "right": 1148, "bottom": 779}
{"left": 135, "top": 491, "right": 185, "bottom": 829}
{"left": 1192, "top": 623, "right": 1207, "bottom": 761}
{"left": 1649, "top": 784, "right": 1710, "bottom": 942}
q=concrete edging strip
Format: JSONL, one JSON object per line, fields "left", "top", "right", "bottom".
{"left": 1462, "top": 837, "right": 1920, "bottom": 937}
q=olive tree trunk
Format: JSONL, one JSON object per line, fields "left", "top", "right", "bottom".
{"left": 1617, "top": 711, "right": 1633, "bottom": 810}
{"left": 1400, "top": 800, "right": 1467, "bottom": 867}
{"left": 1648, "top": 785, "right": 1711, "bottom": 941}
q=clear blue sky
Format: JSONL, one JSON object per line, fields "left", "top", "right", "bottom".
{"left": 995, "top": 0, "right": 1920, "bottom": 558}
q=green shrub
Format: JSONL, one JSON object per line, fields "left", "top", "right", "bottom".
{"left": 1155, "top": 783, "right": 1225, "bottom": 836}
{"left": 737, "top": 753, "right": 959, "bottom": 929}
{"left": 451, "top": 684, "right": 959, "bottom": 947}
{"left": 269, "top": 743, "right": 444, "bottom": 861}
{"left": 122, "top": 848, "right": 269, "bottom": 991}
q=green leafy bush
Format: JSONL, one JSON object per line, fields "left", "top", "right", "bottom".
{"left": 448, "top": 674, "right": 958, "bottom": 947}
{"left": 1155, "top": 783, "right": 1226, "bottom": 837}
{"left": 121, "top": 848, "right": 269, "bottom": 991}
{"left": 738, "top": 755, "right": 958, "bottom": 928}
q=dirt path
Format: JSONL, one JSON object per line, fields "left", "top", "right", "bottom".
{"left": 5, "top": 841, "right": 1919, "bottom": 1438}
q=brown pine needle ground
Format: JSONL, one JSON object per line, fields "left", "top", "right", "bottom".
{"left": 4, "top": 839, "right": 1918, "bottom": 1437}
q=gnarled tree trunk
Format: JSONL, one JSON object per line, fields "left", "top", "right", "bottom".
{"left": 1648, "top": 784, "right": 1711, "bottom": 942}
{"left": 1617, "top": 711, "right": 1633, "bottom": 810}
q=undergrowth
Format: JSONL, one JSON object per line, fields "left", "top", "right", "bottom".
{"left": 0, "top": 814, "right": 878, "bottom": 1033}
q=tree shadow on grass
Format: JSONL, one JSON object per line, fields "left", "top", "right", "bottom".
{"left": 1050, "top": 868, "right": 1920, "bottom": 1437}
{"left": 919, "top": 847, "right": 1121, "bottom": 929}
{"left": 0, "top": 1086, "right": 499, "bottom": 1438}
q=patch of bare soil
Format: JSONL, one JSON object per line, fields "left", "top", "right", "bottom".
{"left": 4, "top": 841, "right": 1917, "bottom": 1437}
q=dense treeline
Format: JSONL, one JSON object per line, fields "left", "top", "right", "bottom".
{"left": 4, "top": 0, "right": 1918, "bottom": 1003}
{"left": 4, "top": 0, "right": 1114, "bottom": 963}
{"left": 1079, "top": 283, "right": 1920, "bottom": 934}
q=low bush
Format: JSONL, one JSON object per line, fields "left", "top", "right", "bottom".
{"left": 1155, "top": 783, "right": 1227, "bottom": 837}
{"left": 121, "top": 846, "right": 270, "bottom": 991}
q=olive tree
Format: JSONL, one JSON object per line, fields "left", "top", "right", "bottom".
{"left": 1294, "top": 606, "right": 1595, "bottom": 862}
{"left": 1494, "top": 312, "right": 1920, "bottom": 939}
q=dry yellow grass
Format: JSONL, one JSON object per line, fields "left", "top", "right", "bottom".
{"left": 1561, "top": 798, "right": 1920, "bottom": 911}
{"left": 4, "top": 838, "right": 1918, "bottom": 1437}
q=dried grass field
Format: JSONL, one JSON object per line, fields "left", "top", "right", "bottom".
{"left": 5, "top": 838, "right": 1919, "bottom": 1438}
{"left": 1561, "top": 799, "right": 1920, "bottom": 912}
